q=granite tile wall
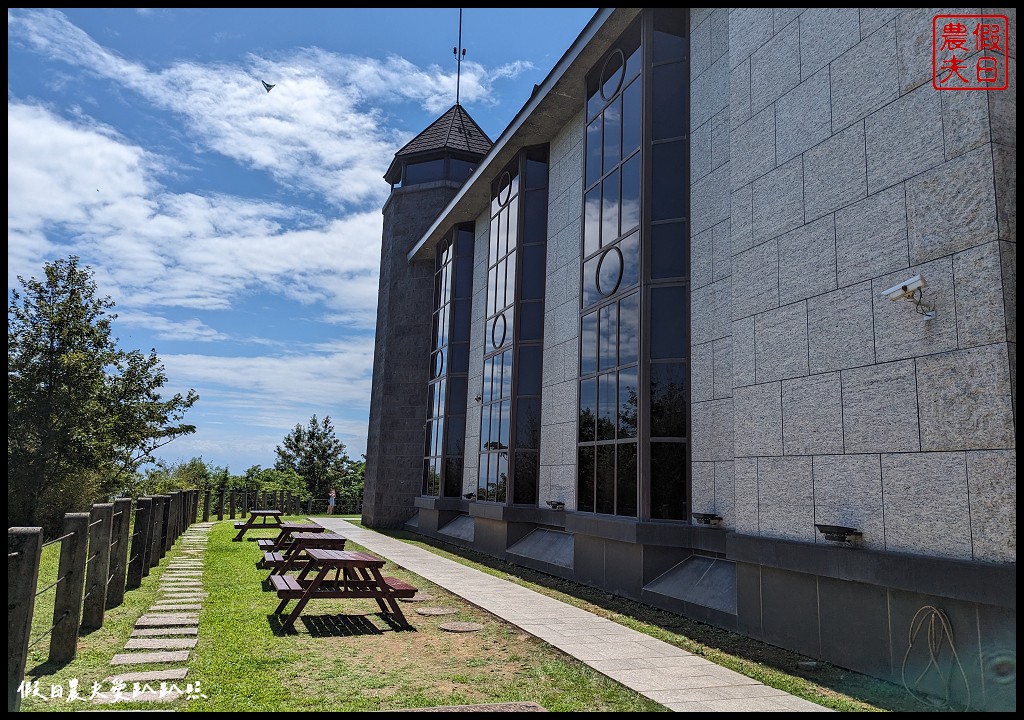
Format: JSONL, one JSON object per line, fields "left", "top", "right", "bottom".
{"left": 538, "top": 116, "right": 584, "bottom": 509}
{"left": 718, "top": 7, "right": 1016, "bottom": 560}
{"left": 691, "top": 8, "right": 736, "bottom": 530}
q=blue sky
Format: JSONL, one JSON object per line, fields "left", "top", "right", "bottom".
{"left": 7, "top": 7, "right": 598, "bottom": 473}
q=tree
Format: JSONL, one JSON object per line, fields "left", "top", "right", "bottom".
{"left": 8, "top": 255, "right": 199, "bottom": 533}
{"left": 337, "top": 454, "right": 366, "bottom": 507}
{"left": 273, "top": 415, "right": 350, "bottom": 501}
{"left": 240, "top": 465, "right": 309, "bottom": 498}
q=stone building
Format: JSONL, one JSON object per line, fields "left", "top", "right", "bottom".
{"left": 363, "top": 8, "right": 1016, "bottom": 710}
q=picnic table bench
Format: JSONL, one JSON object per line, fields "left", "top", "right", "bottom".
{"left": 263, "top": 531, "right": 348, "bottom": 578}
{"left": 232, "top": 509, "right": 283, "bottom": 541}
{"left": 270, "top": 548, "right": 417, "bottom": 631}
{"left": 255, "top": 521, "right": 326, "bottom": 554}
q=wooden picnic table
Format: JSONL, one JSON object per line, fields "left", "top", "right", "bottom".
{"left": 263, "top": 531, "right": 348, "bottom": 580}
{"left": 232, "top": 509, "right": 283, "bottom": 541}
{"left": 255, "top": 521, "right": 326, "bottom": 554}
{"left": 269, "top": 548, "right": 417, "bottom": 631}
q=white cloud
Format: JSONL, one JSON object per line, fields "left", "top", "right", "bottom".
{"left": 8, "top": 102, "right": 382, "bottom": 327}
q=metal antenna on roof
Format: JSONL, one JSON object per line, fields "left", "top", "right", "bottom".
{"left": 454, "top": 8, "right": 467, "bottom": 106}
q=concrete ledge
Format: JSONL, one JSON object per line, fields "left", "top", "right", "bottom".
{"left": 414, "top": 496, "right": 468, "bottom": 511}
{"left": 727, "top": 533, "right": 1017, "bottom": 608}
{"left": 468, "top": 503, "right": 565, "bottom": 525}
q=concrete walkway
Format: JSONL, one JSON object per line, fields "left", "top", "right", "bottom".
{"left": 316, "top": 518, "right": 831, "bottom": 713}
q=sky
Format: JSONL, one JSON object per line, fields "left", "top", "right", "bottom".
{"left": 7, "top": 7, "right": 598, "bottom": 474}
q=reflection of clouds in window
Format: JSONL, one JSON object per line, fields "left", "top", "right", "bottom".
{"left": 506, "top": 198, "right": 519, "bottom": 251}
{"left": 581, "top": 311, "right": 598, "bottom": 376}
{"left": 622, "top": 79, "right": 641, "bottom": 156}
{"left": 601, "top": 170, "right": 620, "bottom": 246}
{"left": 603, "top": 97, "right": 621, "bottom": 172}
{"left": 500, "top": 348, "right": 513, "bottom": 398}
{"left": 586, "top": 117, "right": 602, "bottom": 188}
{"left": 599, "top": 302, "right": 617, "bottom": 371}
{"left": 620, "top": 153, "right": 641, "bottom": 233}
{"left": 618, "top": 292, "right": 639, "bottom": 364}
{"left": 584, "top": 187, "right": 601, "bottom": 257}
{"left": 619, "top": 231, "right": 640, "bottom": 291}
{"left": 489, "top": 216, "right": 500, "bottom": 265}
{"left": 504, "top": 251, "right": 517, "bottom": 308}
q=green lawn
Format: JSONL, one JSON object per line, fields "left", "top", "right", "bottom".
{"left": 17, "top": 517, "right": 666, "bottom": 712}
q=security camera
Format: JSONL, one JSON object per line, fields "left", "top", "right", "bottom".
{"left": 880, "top": 275, "right": 926, "bottom": 302}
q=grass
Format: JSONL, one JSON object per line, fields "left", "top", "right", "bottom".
{"left": 18, "top": 516, "right": 664, "bottom": 712}
{"left": 15, "top": 514, "right": 939, "bottom": 712}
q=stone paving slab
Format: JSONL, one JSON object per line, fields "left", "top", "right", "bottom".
{"left": 136, "top": 614, "right": 199, "bottom": 627}
{"left": 150, "top": 604, "right": 203, "bottom": 611}
{"left": 125, "top": 638, "right": 198, "bottom": 650}
{"left": 104, "top": 668, "right": 189, "bottom": 684}
{"left": 111, "top": 650, "right": 191, "bottom": 665}
{"left": 131, "top": 627, "right": 199, "bottom": 637}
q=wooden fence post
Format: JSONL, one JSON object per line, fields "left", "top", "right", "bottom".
{"left": 203, "top": 489, "right": 211, "bottom": 522}
{"left": 105, "top": 498, "right": 133, "bottom": 609}
{"left": 167, "top": 491, "right": 180, "bottom": 550}
{"left": 149, "top": 496, "right": 165, "bottom": 568}
{"left": 127, "top": 498, "right": 152, "bottom": 585}
{"left": 49, "top": 513, "right": 89, "bottom": 663}
{"left": 81, "top": 503, "right": 113, "bottom": 630}
{"left": 8, "top": 527, "right": 43, "bottom": 713}
{"left": 161, "top": 494, "right": 173, "bottom": 554}
{"left": 217, "top": 489, "right": 225, "bottom": 521}
{"left": 229, "top": 491, "right": 236, "bottom": 520}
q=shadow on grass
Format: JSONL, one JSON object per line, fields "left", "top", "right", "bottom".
{"left": 374, "top": 527, "right": 932, "bottom": 713}
{"left": 26, "top": 658, "right": 71, "bottom": 676}
{"left": 267, "top": 612, "right": 415, "bottom": 637}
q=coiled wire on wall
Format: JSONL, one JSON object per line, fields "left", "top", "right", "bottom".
{"left": 901, "top": 605, "right": 971, "bottom": 711}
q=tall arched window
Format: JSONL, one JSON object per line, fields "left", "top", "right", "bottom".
{"left": 578, "top": 9, "right": 690, "bottom": 520}
{"left": 478, "top": 146, "right": 549, "bottom": 504}
{"left": 423, "top": 224, "right": 474, "bottom": 497}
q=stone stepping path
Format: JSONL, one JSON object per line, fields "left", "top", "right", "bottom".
{"left": 125, "top": 638, "right": 198, "bottom": 650}
{"left": 132, "top": 627, "right": 198, "bottom": 637}
{"left": 110, "top": 650, "right": 191, "bottom": 665}
{"left": 95, "top": 521, "right": 215, "bottom": 707}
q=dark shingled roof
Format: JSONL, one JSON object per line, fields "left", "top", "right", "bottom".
{"left": 395, "top": 103, "right": 493, "bottom": 158}
{"left": 384, "top": 103, "right": 493, "bottom": 185}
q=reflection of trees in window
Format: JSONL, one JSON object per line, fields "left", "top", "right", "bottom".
{"left": 578, "top": 10, "right": 689, "bottom": 521}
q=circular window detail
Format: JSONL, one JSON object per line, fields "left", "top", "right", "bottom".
{"left": 596, "top": 246, "right": 624, "bottom": 297}
{"left": 497, "top": 171, "right": 513, "bottom": 207}
{"left": 432, "top": 350, "right": 445, "bottom": 379}
{"left": 599, "top": 48, "right": 626, "bottom": 102}
{"left": 491, "top": 313, "right": 507, "bottom": 349}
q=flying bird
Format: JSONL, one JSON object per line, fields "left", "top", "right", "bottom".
{"left": 262, "top": 80, "right": 275, "bottom": 93}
